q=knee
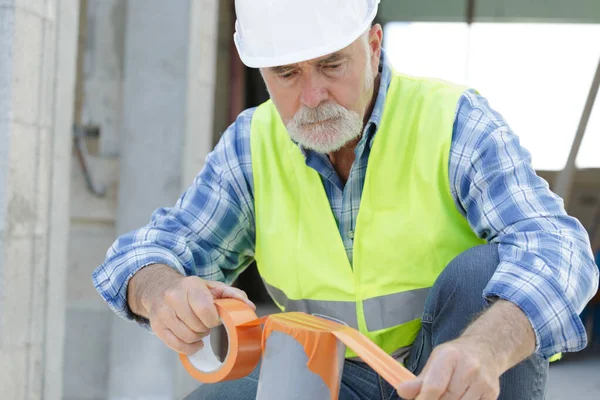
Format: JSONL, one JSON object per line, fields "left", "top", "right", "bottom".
{"left": 433, "top": 244, "right": 500, "bottom": 302}
{"left": 418, "top": 244, "right": 501, "bottom": 346}
{"left": 445, "top": 244, "right": 499, "bottom": 285}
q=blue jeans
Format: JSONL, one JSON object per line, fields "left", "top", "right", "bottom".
{"left": 185, "top": 245, "right": 548, "bottom": 399}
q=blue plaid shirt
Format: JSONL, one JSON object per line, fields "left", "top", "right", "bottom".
{"left": 93, "top": 50, "right": 598, "bottom": 358}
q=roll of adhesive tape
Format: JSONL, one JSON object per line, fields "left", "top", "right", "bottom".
{"left": 179, "top": 299, "right": 263, "bottom": 383}
{"left": 180, "top": 299, "right": 416, "bottom": 389}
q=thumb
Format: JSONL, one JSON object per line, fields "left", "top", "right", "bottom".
{"left": 205, "top": 281, "right": 256, "bottom": 310}
{"left": 396, "top": 379, "right": 423, "bottom": 399}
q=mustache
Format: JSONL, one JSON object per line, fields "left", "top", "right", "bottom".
{"left": 290, "top": 102, "right": 348, "bottom": 126}
{"left": 285, "top": 101, "right": 363, "bottom": 153}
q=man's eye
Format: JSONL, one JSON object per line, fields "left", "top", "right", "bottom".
{"left": 326, "top": 64, "right": 342, "bottom": 70}
{"left": 280, "top": 71, "right": 296, "bottom": 79}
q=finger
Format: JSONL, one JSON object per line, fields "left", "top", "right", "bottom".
{"left": 460, "top": 385, "right": 484, "bottom": 400}
{"left": 396, "top": 379, "right": 423, "bottom": 399}
{"left": 165, "top": 312, "right": 206, "bottom": 344}
{"left": 416, "top": 355, "right": 455, "bottom": 400}
{"left": 439, "top": 386, "right": 467, "bottom": 400}
{"left": 160, "top": 327, "right": 205, "bottom": 355}
{"left": 188, "top": 283, "right": 222, "bottom": 329}
{"left": 206, "top": 281, "right": 256, "bottom": 310}
{"left": 477, "top": 382, "right": 499, "bottom": 400}
{"left": 440, "top": 361, "right": 476, "bottom": 400}
{"left": 175, "top": 299, "right": 211, "bottom": 334}
{"left": 163, "top": 284, "right": 211, "bottom": 334}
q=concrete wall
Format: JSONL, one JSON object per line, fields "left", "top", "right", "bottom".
{"left": 63, "top": 153, "right": 119, "bottom": 400}
{"left": 0, "top": 0, "right": 79, "bottom": 399}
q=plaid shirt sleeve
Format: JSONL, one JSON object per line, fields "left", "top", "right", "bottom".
{"left": 451, "top": 90, "right": 600, "bottom": 358}
{"left": 91, "top": 109, "right": 257, "bottom": 321}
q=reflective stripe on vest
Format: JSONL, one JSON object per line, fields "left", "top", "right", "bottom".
{"left": 251, "top": 72, "right": 486, "bottom": 358}
{"left": 263, "top": 280, "right": 431, "bottom": 331}
{"left": 363, "top": 288, "right": 431, "bottom": 332}
{"left": 263, "top": 281, "right": 359, "bottom": 329}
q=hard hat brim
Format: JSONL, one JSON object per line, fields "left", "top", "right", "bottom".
{"left": 234, "top": 1, "right": 379, "bottom": 68}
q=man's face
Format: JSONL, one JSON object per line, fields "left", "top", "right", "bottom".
{"left": 261, "top": 26, "right": 382, "bottom": 153}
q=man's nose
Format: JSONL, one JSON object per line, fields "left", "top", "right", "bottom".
{"left": 300, "top": 75, "right": 328, "bottom": 108}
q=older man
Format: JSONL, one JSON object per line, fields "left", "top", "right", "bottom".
{"left": 92, "top": 0, "right": 599, "bottom": 399}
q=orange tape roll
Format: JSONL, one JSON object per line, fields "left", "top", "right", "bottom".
{"left": 180, "top": 299, "right": 416, "bottom": 392}
{"left": 179, "top": 299, "right": 263, "bottom": 383}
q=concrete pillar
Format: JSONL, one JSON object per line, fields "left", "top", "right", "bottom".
{"left": 62, "top": 2, "right": 125, "bottom": 398}
{"left": 0, "top": 0, "right": 79, "bottom": 399}
{"left": 81, "top": 0, "right": 126, "bottom": 157}
{"left": 108, "top": 0, "right": 219, "bottom": 399}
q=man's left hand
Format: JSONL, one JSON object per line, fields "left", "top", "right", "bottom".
{"left": 396, "top": 336, "right": 501, "bottom": 400}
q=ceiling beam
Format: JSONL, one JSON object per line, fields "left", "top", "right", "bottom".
{"left": 377, "top": 0, "right": 600, "bottom": 24}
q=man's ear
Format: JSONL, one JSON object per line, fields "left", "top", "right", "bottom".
{"left": 368, "top": 24, "right": 383, "bottom": 70}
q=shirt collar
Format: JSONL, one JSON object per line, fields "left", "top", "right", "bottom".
{"left": 362, "top": 48, "right": 393, "bottom": 150}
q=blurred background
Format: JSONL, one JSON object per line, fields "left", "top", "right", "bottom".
{"left": 1, "top": 0, "right": 599, "bottom": 399}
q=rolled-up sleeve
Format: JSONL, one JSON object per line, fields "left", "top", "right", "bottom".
{"left": 450, "top": 91, "right": 599, "bottom": 358}
{"left": 92, "top": 109, "right": 257, "bottom": 322}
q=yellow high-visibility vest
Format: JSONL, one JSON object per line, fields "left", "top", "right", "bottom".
{"left": 250, "top": 72, "right": 485, "bottom": 358}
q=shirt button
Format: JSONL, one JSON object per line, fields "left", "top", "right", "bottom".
{"left": 348, "top": 230, "right": 354, "bottom": 239}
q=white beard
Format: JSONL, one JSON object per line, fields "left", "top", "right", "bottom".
{"left": 286, "top": 102, "right": 364, "bottom": 154}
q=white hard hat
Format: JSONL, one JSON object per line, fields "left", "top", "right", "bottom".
{"left": 234, "top": 0, "right": 380, "bottom": 68}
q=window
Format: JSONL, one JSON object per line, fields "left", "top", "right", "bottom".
{"left": 384, "top": 22, "right": 470, "bottom": 85}
{"left": 384, "top": 22, "right": 600, "bottom": 170}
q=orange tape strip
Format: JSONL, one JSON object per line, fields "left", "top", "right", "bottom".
{"left": 256, "top": 312, "right": 346, "bottom": 396}
{"left": 260, "top": 312, "right": 416, "bottom": 393}
{"left": 180, "top": 299, "right": 416, "bottom": 392}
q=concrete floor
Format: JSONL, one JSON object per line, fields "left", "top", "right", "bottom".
{"left": 546, "top": 346, "right": 600, "bottom": 399}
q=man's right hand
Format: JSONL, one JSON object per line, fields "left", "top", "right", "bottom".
{"left": 127, "top": 264, "right": 255, "bottom": 355}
